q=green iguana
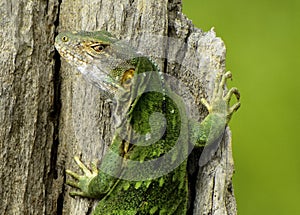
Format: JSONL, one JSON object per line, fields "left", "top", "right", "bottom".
{"left": 54, "top": 30, "right": 240, "bottom": 215}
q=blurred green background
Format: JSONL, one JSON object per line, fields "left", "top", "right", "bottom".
{"left": 183, "top": 0, "right": 300, "bottom": 214}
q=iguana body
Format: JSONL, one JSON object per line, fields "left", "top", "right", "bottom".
{"left": 54, "top": 31, "right": 240, "bottom": 215}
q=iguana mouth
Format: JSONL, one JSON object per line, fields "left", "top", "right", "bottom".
{"left": 55, "top": 42, "right": 93, "bottom": 67}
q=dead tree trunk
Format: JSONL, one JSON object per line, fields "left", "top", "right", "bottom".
{"left": 0, "top": 0, "right": 237, "bottom": 214}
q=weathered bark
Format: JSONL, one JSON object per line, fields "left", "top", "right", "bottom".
{"left": 0, "top": 0, "right": 237, "bottom": 214}
{"left": 0, "top": 0, "right": 62, "bottom": 214}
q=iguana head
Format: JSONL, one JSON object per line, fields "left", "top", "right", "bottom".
{"left": 55, "top": 31, "right": 138, "bottom": 97}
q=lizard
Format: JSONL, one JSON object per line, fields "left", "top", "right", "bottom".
{"left": 54, "top": 30, "right": 240, "bottom": 215}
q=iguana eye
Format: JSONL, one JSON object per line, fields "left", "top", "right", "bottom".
{"left": 91, "top": 44, "right": 106, "bottom": 52}
{"left": 62, "top": 36, "right": 68, "bottom": 42}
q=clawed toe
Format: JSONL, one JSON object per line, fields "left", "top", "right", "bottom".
{"left": 73, "top": 156, "right": 93, "bottom": 175}
{"left": 213, "top": 71, "right": 233, "bottom": 98}
{"left": 69, "top": 191, "right": 87, "bottom": 198}
{"left": 225, "top": 87, "right": 240, "bottom": 104}
{"left": 230, "top": 102, "right": 241, "bottom": 113}
{"left": 200, "top": 98, "right": 211, "bottom": 112}
{"left": 227, "top": 102, "right": 241, "bottom": 121}
{"left": 66, "top": 179, "right": 80, "bottom": 188}
{"left": 225, "top": 87, "right": 241, "bottom": 118}
{"left": 220, "top": 71, "right": 232, "bottom": 90}
{"left": 66, "top": 169, "right": 81, "bottom": 179}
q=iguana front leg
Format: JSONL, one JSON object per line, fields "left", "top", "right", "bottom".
{"left": 191, "top": 71, "right": 240, "bottom": 147}
{"left": 66, "top": 154, "right": 122, "bottom": 199}
{"left": 66, "top": 156, "right": 99, "bottom": 198}
{"left": 66, "top": 135, "right": 125, "bottom": 199}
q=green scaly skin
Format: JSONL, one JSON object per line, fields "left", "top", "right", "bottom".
{"left": 54, "top": 31, "right": 240, "bottom": 215}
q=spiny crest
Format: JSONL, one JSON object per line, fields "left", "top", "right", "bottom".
{"left": 123, "top": 182, "right": 130, "bottom": 191}
{"left": 71, "top": 30, "right": 118, "bottom": 44}
{"left": 134, "top": 181, "right": 143, "bottom": 189}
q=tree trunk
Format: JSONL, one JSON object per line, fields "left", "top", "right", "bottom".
{"left": 0, "top": 0, "right": 237, "bottom": 214}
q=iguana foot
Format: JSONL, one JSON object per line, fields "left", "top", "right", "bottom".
{"left": 201, "top": 71, "right": 240, "bottom": 123}
{"left": 66, "top": 156, "right": 98, "bottom": 198}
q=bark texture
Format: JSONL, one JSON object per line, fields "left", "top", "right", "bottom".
{"left": 0, "top": 0, "right": 237, "bottom": 214}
